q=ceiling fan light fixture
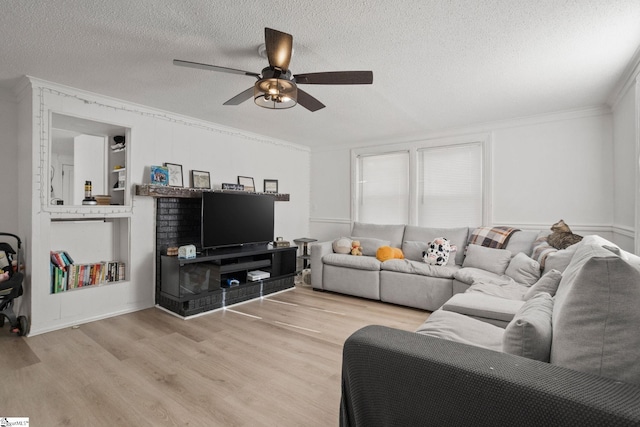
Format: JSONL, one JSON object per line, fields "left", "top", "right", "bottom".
{"left": 254, "top": 78, "right": 297, "bottom": 109}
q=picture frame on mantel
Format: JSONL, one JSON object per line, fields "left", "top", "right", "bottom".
{"left": 191, "top": 170, "right": 210, "bottom": 189}
{"left": 165, "top": 163, "right": 184, "bottom": 187}
{"left": 237, "top": 176, "right": 255, "bottom": 192}
{"left": 264, "top": 179, "right": 278, "bottom": 193}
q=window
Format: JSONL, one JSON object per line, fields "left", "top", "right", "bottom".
{"left": 353, "top": 135, "right": 488, "bottom": 226}
{"left": 418, "top": 143, "right": 482, "bottom": 227}
{"left": 356, "top": 151, "right": 409, "bottom": 224}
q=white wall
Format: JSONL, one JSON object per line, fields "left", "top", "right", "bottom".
{"left": 612, "top": 81, "right": 637, "bottom": 252}
{"left": 17, "top": 78, "right": 310, "bottom": 335}
{"left": 0, "top": 88, "right": 18, "bottom": 234}
{"left": 311, "top": 108, "right": 619, "bottom": 244}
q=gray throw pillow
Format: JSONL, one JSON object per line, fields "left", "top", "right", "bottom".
{"left": 523, "top": 269, "right": 562, "bottom": 301}
{"left": 505, "top": 252, "right": 541, "bottom": 286}
{"left": 502, "top": 292, "right": 554, "bottom": 362}
{"left": 462, "top": 244, "right": 512, "bottom": 276}
{"left": 351, "top": 236, "right": 390, "bottom": 257}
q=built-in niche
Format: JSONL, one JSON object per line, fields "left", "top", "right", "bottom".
{"left": 49, "top": 112, "right": 130, "bottom": 208}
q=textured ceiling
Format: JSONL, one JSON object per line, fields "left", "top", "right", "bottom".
{"left": 1, "top": 0, "right": 639, "bottom": 147}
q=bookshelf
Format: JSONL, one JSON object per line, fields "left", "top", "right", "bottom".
{"left": 50, "top": 217, "right": 130, "bottom": 294}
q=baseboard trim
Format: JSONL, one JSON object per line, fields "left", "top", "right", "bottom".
{"left": 27, "top": 301, "right": 153, "bottom": 337}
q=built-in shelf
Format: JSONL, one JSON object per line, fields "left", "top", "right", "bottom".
{"left": 134, "top": 184, "right": 290, "bottom": 201}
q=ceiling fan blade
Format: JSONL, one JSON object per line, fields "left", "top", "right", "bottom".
{"left": 173, "top": 59, "right": 260, "bottom": 78}
{"left": 296, "top": 88, "right": 325, "bottom": 112}
{"left": 294, "top": 71, "right": 373, "bottom": 85}
{"left": 264, "top": 28, "right": 293, "bottom": 71}
{"left": 223, "top": 87, "right": 255, "bottom": 105}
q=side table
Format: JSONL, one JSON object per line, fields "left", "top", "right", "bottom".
{"left": 293, "top": 237, "right": 317, "bottom": 271}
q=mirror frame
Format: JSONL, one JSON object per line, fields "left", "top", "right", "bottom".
{"left": 42, "top": 110, "right": 132, "bottom": 215}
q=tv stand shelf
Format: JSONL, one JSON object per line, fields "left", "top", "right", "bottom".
{"left": 158, "top": 244, "right": 296, "bottom": 317}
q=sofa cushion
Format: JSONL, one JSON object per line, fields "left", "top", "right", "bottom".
{"left": 543, "top": 243, "right": 579, "bottom": 275}
{"left": 502, "top": 292, "right": 554, "bottom": 362}
{"left": 504, "top": 252, "right": 541, "bottom": 286}
{"left": 381, "top": 259, "right": 459, "bottom": 279}
{"left": 551, "top": 240, "right": 640, "bottom": 386}
{"left": 351, "top": 222, "right": 405, "bottom": 248}
{"left": 504, "top": 230, "right": 540, "bottom": 257}
{"left": 415, "top": 309, "right": 503, "bottom": 352}
{"left": 322, "top": 253, "right": 381, "bottom": 271}
{"left": 465, "top": 280, "right": 528, "bottom": 301}
{"left": 523, "top": 269, "right": 562, "bottom": 301}
{"left": 462, "top": 244, "right": 512, "bottom": 275}
{"left": 442, "top": 292, "right": 525, "bottom": 323}
{"left": 350, "top": 236, "right": 390, "bottom": 257}
{"left": 402, "top": 226, "right": 469, "bottom": 265}
{"left": 453, "top": 267, "right": 507, "bottom": 286}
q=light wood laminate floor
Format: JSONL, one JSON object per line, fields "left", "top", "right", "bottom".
{"left": 0, "top": 285, "right": 429, "bottom": 426}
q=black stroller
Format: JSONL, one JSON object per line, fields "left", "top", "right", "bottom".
{"left": 0, "top": 232, "right": 29, "bottom": 336}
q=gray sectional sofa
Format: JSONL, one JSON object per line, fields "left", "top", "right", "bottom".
{"left": 311, "top": 222, "right": 542, "bottom": 312}
{"left": 339, "top": 233, "right": 640, "bottom": 426}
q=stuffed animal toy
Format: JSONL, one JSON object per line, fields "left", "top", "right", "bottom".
{"left": 547, "top": 219, "right": 583, "bottom": 250}
{"left": 376, "top": 246, "right": 404, "bottom": 262}
{"left": 0, "top": 270, "right": 9, "bottom": 283}
{"left": 332, "top": 237, "right": 352, "bottom": 254}
{"left": 351, "top": 240, "right": 362, "bottom": 256}
{"left": 422, "top": 237, "right": 452, "bottom": 266}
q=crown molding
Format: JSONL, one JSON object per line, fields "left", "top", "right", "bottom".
{"left": 24, "top": 76, "right": 310, "bottom": 153}
{"left": 608, "top": 44, "right": 640, "bottom": 109}
{"left": 315, "top": 105, "right": 611, "bottom": 153}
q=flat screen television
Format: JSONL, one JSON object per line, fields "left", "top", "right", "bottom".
{"left": 201, "top": 192, "right": 274, "bottom": 249}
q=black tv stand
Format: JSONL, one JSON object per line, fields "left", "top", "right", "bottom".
{"left": 158, "top": 245, "right": 297, "bottom": 317}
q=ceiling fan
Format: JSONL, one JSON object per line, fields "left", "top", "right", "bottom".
{"left": 173, "top": 27, "right": 373, "bottom": 112}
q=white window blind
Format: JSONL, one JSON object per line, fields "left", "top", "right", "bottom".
{"left": 357, "top": 151, "right": 409, "bottom": 224}
{"left": 418, "top": 143, "right": 482, "bottom": 227}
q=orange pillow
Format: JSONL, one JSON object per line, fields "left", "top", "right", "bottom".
{"left": 376, "top": 246, "right": 404, "bottom": 262}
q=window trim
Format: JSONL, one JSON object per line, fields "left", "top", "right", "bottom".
{"left": 351, "top": 133, "right": 492, "bottom": 227}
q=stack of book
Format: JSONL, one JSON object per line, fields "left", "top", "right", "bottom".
{"left": 50, "top": 250, "right": 126, "bottom": 293}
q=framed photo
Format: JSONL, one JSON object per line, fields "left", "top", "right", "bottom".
{"left": 150, "top": 165, "right": 169, "bottom": 186}
{"left": 191, "top": 170, "right": 210, "bottom": 189}
{"left": 264, "top": 179, "right": 278, "bottom": 193}
{"left": 165, "top": 163, "right": 183, "bottom": 187}
{"left": 237, "top": 176, "right": 255, "bottom": 192}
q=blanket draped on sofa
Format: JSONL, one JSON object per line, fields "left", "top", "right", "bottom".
{"left": 467, "top": 226, "right": 519, "bottom": 249}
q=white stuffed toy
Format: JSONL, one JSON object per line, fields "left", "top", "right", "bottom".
{"left": 332, "top": 237, "right": 352, "bottom": 254}
{"left": 422, "top": 237, "right": 452, "bottom": 266}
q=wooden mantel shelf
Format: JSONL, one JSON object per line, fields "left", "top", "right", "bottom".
{"left": 134, "top": 184, "right": 290, "bottom": 201}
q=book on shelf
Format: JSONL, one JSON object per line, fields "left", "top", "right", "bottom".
{"left": 50, "top": 249, "right": 126, "bottom": 293}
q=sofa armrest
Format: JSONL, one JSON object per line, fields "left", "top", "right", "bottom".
{"left": 341, "top": 325, "right": 640, "bottom": 427}
{"left": 310, "top": 240, "right": 333, "bottom": 289}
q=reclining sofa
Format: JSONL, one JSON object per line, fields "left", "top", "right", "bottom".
{"left": 311, "top": 222, "right": 545, "bottom": 313}
{"left": 339, "top": 234, "right": 640, "bottom": 426}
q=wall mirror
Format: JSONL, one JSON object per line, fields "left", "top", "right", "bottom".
{"left": 50, "top": 113, "right": 130, "bottom": 207}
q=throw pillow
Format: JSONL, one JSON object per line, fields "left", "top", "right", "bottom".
{"left": 402, "top": 240, "right": 428, "bottom": 262}
{"left": 502, "top": 292, "right": 554, "bottom": 362}
{"left": 505, "top": 252, "right": 541, "bottom": 286}
{"left": 350, "top": 236, "right": 390, "bottom": 257}
{"left": 523, "top": 269, "right": 562, "bottom": 301}
{"left": 332, "top": 237, "right": 352, "bottom": 254}
{"left": 462, "top": 244, "right": 512, "bottom": 276}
